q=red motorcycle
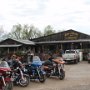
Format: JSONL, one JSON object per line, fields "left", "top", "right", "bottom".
{"left": 0, "top": 61, "right": 13, "bottom": 90}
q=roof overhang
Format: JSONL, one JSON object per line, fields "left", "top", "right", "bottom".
{"left": 36, "top": 39, "right": 90, "bottom": 44}
{"left": 0, "top": 44, "right": 22, "bottom": 47}
{"left": 0, "top": 38, "right": 35, "bottom": 45}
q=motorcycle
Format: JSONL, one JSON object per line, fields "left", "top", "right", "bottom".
{"left": 44, "top": 61, "right": 65, "bottom": 80}
{"left": 12, "top": 66, "right": 30, "bottom": 87}
{"left": 25, "top": 56, "right": 46, "bottom": 83}
{"left": 0, "top": 61, "right": 13, "bottom": 90}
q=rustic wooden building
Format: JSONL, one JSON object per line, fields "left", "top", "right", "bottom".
{"left": 31, "top": 29, "right": 90, "bottom": 54}
{"left": 0, "top": 29, "right": 90, "bottom": 59}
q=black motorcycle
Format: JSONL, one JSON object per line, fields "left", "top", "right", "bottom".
{"left": 44, "top": 61, "right": 65, "bottom": 80}
{"left": 12, "top": 67, "right": 30, "bottom": 87}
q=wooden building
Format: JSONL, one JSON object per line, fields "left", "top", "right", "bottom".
{"left": 31, "top": 29, "right": 90, "bottom": 54}
{"left": 0, "top": 38, "right": 35, "bottom": 57}
{"left": 0, "top": 29, "right": 90, "bottom": 59}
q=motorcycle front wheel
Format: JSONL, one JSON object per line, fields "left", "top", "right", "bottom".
{"left": 19, "top": 75, "right": 30, "bottom": 87}
{"left": 39, "top": 73, "right": 46, "bottom": 83}
{"left": 2, "top": 81, "right": 13, "bottom": 90}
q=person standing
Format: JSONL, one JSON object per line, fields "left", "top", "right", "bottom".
{"left": 27, "top": 50, "right": 34, "bottom": 64}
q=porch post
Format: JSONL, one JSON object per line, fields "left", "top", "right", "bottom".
{"left": 23, "top": 46, "right": 26, "bottom": 52}
{"left": 7, "top": 47, "right": 9, "bottom": 54}
{"left": 71, "top": 43, "right": 74, "bottom": 49}
{"left": 61, "top": 44, "right": 63, "bottom": 49}
{"left": 33, "top": 47, "right": 35, "bottom": 54}
{"left": 56, "top": 44, "right": 59, "bottom": 53}
{"left": 42, "top": 45, "right": 44, "bottom": 53}
{"left": 80, "top": 43, "right": 82, "bottom": 49}
{"left": 14, "top": 48, "right": 15, "bottom": 53}
{"left": 17, "top": 47, "right": 18, "bottom": 51}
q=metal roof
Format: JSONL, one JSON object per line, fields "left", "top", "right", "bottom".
{"left": 36, "top": 39, "right": 90, "bottom": 44}
{"left": 0, "top": 38, "right": 35, "bottom": 45}
{"left": 15, "top": 39, "right": 35, "bottom": 45}
{"left": 0, "top": 44, "right": 22, "bottom": 47}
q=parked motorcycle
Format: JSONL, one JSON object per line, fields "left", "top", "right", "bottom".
{"left": 12, "top": 66, "right": 30, "bottom": 87}
{"left": 25, "top": 56, "right": 46, "bottom": 83}
{"left": 0, "top": 61, "right": 13, "bottom": 90}
{"left": 44, "top": 61, "right": 65, "bottom": 80}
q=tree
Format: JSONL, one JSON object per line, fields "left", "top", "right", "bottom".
{"left": 32, "top": 27, "right": 42, "bottom": 38}
{"left": 0, "top": 26, "right": 5, "bottom": 40}
{"left": 22, "top": 25, "right": 42, "bottom": 39}
{"left": 44, "top": 25, "right": 56, "bottom": 36}
{"left": 2, "top": 24, "right": 56, "bottom": 40}
{"left": 0, "top": 26, "right": 4, "bottom": 35}
{"left": 22, "top": 24, "right": 31, "bottom": 39}
{"left": 8, "top": 24, "right": 42, "bottom": 39}
{"left": 9, "top": 24, "right": 22, "bottom": 39}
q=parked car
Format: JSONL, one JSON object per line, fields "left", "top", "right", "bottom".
{"left": 62, "top": 50, "right": 80, "bottom": 64}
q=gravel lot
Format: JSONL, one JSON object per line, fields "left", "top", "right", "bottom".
{"left": 13, "top": 61, "right": 90, "bottom": 90}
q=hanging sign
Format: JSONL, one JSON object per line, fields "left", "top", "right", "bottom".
{"left": 64, "top": 31, "right": 79, "bottom": 40}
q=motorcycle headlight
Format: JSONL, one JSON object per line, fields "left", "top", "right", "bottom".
{"left": 23, "top": 68, "right": 27, "bottom": 72}
{"left": 6, "top": 71, "right": 11, "bottom": 75}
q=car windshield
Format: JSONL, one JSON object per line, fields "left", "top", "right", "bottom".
{"left": 0, "top": 61, "right": 10, "bottom": 68}
{"left": 66, "top": 51, "right": 75, "bottom": 53}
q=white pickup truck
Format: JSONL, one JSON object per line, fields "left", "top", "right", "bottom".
{"left": 62, "top": 50, "right": 80, "bottom": 64}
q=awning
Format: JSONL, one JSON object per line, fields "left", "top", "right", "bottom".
{"left": 0, "top": 44, "right": 22, "bottom": 47}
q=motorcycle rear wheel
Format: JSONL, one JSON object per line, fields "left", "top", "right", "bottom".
{"left": 46, "top": 73, "right": 50, "bottom": 78}
{"left": 59, "top": 69, "right": 65, "bottom": 80}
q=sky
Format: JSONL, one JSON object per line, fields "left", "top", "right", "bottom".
{"left": 0, "top": 0, "right": 90, "bottom": 34}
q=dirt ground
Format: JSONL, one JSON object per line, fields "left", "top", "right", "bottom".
{"left": 13, "top": 61, "right": 90, "bottom": 90}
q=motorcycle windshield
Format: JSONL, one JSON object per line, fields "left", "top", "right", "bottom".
{"left": 33, "top": 56, "right": 41, "bottom": 61}
{"left": 32, "top": 56, "right": 42, "bottom": 66}
{"left": 0, "top": 61, "right": 10, "bottom": 68}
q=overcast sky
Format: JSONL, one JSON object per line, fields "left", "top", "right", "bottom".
{"left": 0, "top": 0, "right": 90, "bottom": 34}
